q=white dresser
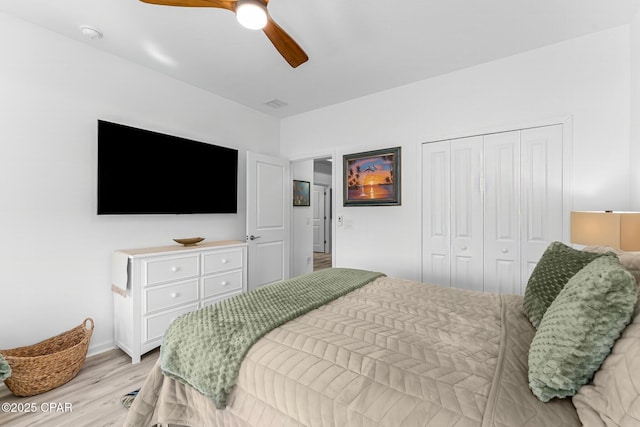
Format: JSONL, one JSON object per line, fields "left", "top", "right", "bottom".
{"left": 112, "top": 240, "right": 247, "bottom": 363}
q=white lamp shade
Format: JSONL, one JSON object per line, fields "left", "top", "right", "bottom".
{"left": 236, "top": 0, "right": 268, "bottom": 30}
{"left": 570, "top": 211, "right": 640, "bottom": 251}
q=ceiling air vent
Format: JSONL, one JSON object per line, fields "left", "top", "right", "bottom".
{"left": 264, "top": 99, "right": 288, "bottom": 109}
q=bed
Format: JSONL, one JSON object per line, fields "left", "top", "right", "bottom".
{"left": 125, "top": 244, "right": 640, "bottom": 427}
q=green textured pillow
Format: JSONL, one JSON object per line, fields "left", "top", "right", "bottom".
{"left": 524, "top": 241, "right": 609, "bottom": 328}
{"left": 528, "top": 255, "right": 637, "bottom": 402}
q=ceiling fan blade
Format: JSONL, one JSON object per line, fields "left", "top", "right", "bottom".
{"left": 262, "top": 16, "right": 308, "bottom": 68}
{"left": 139, "top": 0, "right": 236, "bottom": 11}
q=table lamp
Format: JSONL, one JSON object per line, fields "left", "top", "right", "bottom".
{"left": 570, "top": 211, "right": 640, "bottom": 251}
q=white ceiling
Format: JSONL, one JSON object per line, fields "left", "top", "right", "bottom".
{"left": 1, "top": 0, "right": 638, "bottom": 118}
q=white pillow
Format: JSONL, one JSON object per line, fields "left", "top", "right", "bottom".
{"left": 572, "top": 309, "right": 640, "bottom": 426}
{"left": 573, "top": 246, "right": 640, "bottom": 426}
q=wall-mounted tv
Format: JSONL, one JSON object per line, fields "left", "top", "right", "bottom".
{"left": 97, "top": 120, "right": 238, "bottom": 215}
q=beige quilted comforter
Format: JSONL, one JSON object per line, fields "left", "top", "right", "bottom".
{"left": 125, "top": 276, "right": 580, "bottom": 426}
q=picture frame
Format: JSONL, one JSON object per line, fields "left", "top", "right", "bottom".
{"left": 292, "top": 180, "right": 310, "bottom": 206}
{"left": 343, "top": 147, "right": 401, "bottom": 206}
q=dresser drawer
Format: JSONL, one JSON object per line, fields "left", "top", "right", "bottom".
{"left": 203, "top": 270, "right": 243, "bottom": 299}
{"left": 202, "top": 249, "right": 243, "bottom": 274}
{"left": 144, "top": 304, "right": 198, "bottom": 343}
{"left": 144, "top": 279, "right": 199, "bottom": 314}
{"left": 202, "top": 289, "right": 242, "bottom": 308}
{"left": 144, "top": 255, "right": 199, "bottom": 286}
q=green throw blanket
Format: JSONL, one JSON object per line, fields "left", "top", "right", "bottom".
{"left": 0, "top": 353, "right": 11, "bottom": 381}
{"left": 161, "top": 267, "right": 384, "bottom": 409}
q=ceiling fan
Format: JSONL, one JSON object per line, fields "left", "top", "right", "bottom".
{"left": 139, "top": 0, "right": 309, "bottom": 68}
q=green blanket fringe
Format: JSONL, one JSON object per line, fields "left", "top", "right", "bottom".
{"left": 160, "top": 267, "right": 384, "bottom": 409}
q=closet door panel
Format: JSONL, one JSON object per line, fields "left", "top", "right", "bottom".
{"left": 520, "top": 125, "right": 563, "bottom": 293}
{"left": 483, "top": 131, "right": 521, "bottom": 294}
{"left": 422, "top": 141, "right": 451, "bottom": 286}
{"left": 450, "top": 136, "right": 484, "bottom": 291}
{"left": 421, "top": 124, "right": 564, "bottom": 295}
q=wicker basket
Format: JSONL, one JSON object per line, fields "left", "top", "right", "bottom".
{"left": 0, "top": 318, "right": 94, "bottom": 397}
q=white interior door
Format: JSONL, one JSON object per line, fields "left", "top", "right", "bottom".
{"left": 450, "top": 136, "right": 484, "bottom": 291}
{"left": 323, "top": 188, "right": 332, "bottom": 254}
{"left": 422, "top": 137, "right": 483, "bottom": 290}
{"left": 312, "top": 185, "right": 325, "bottom": 253}
{"left": 421, "top": 141, "right": 451, "bottom": 286}
{"left": 246, "top": 152, "right": 290, "bottom": 291}
{"left": 422, "top": 125, "right": 564, "bottom": 295}
{"left": 483, "top": 130, "right": 521, "bottom": 295}
{"left": 520, "top": 125, "right": 563, "bottom": 293}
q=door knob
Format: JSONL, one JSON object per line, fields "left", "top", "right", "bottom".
{"left": 248, "top": 235, "right": 261, "bottom": 241}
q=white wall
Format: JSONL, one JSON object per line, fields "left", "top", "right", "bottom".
{"left": 0, "top": 13, "right": 280, "bottom": 354}
{"left": 314, "top": 160, "right": 332, "bottom": 187}
{"left": 2, "top": 13, "right": 634, "bottom": 356}
{"left": 281, "top": 26, "right": 631, "bottom": 281}
{"left": 631, "top": 10, "right": 640, "bottom": 211}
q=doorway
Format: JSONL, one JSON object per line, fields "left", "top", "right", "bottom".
{"left": 313, "top": 158, "right": 333, "bottom": 271}
{"left": 290, "top": 155, "right": 334, "bottom": 276}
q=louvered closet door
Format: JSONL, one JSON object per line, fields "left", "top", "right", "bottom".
{"left": 483, "top": 131, "right": 521, "bottom": 294}
{"left": 422, "top": 141, "right": 451, "bottom": 286}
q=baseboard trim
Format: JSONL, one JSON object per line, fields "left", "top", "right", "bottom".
{"left": 86, "top": 341, "right": 116, "bottom": 358}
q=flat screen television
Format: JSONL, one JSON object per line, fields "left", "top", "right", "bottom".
{"left": 97, "top": 120, "right": 238, "bottom": 215}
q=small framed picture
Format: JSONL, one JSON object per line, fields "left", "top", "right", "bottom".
{"left": 293, "top": 180, "right": 310, "bottom": 206}
{"left": 343, "top": 147, "right": 401, "bottom": 206}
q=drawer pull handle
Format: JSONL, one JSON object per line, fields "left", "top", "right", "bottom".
{"left": 501, "top": 248, "right": 509, "bottom": 254}
{"left": 221, "top": 259, "right": 228, "bottom": 264}
{"left": 171, "top": 266, "right": 181, "bottom": 272}
{"left": 221, "top": 281, "right": 228, "bottom": 286}
{"left": 170, "top": 292, "right": 180, "bottom": 298}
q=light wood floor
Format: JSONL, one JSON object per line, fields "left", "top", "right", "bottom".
{"left": 2, "top": 260, "right": 331, "bottom": 426}
{"left": 0, "top": 348, "right": 159, "bottom": 427}
{"left": 313, "top": 252, "right": 332, "bottom": 271}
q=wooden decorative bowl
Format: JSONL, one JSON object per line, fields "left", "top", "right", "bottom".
{"left": 173, "top": 237, "right": 205, "bottom": 246}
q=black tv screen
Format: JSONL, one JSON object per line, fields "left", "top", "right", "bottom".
{"left": 97, "top": 120, "right": 238, "bottom": 215}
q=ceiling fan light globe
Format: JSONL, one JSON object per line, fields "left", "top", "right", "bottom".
{"left": 236, "top": 0, "right": 268, "bottom": 30}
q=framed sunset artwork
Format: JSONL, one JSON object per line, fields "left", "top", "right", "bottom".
{"left": 343, "top": 147, "right": 401, "bottom": 206}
